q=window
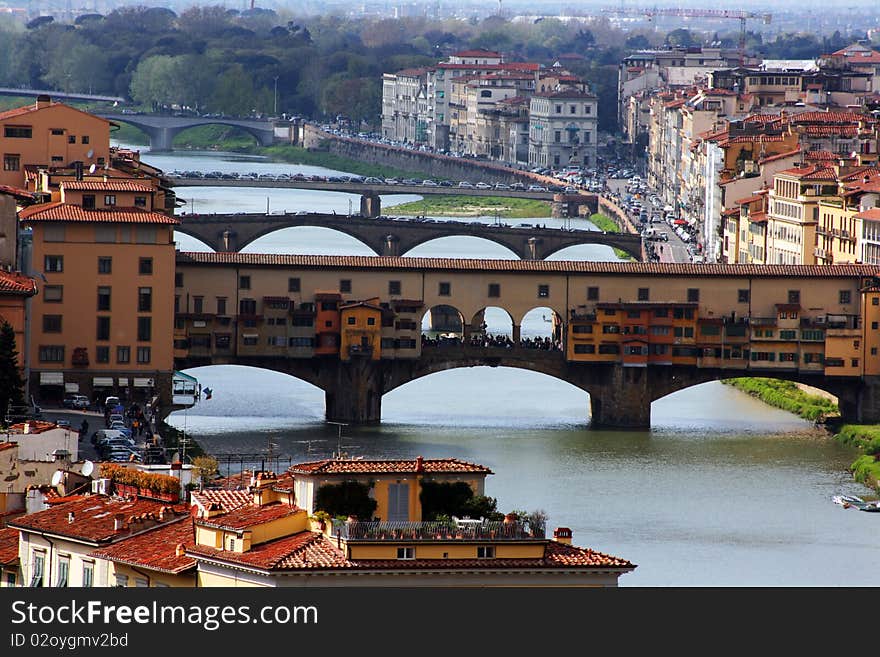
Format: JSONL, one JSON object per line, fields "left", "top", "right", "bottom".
{"left": 574, "top": 344, "right": 596, "bottom": 353}
{"left": 367, "top": 317, "right": 376, "bottom": 326}
{"left": 43, "top": 285, "right": 63, "bottom": 302}
{"left": 104, "top": 194, "right": 116, "bottom": 206}
{"left": 439, "top": 282, "right": 451, "bottom": 296}
{"left": 396, "top": 547, "right": 415, "bottom": 560}
{"left": 554, "top": 130, "right": 561, "bottom": 143}
{"left": 135, "top": 577, "right": 148, "bottom": 588}
{"left": 389, "top": 280, "right": 401, "bottom": 295}
{"left": 839, "top": 290, "right": 852, "bottom": 305}
{"left": 239, "top": 299, "right": 257, "bottom": 315}
{"left": 239, "top": 275, "right": 250, "bottom": 289}
{"left": 570, "top": 104, "right": 576, "bottom": 114}
{"left": 98, "top": 256, "right": 112, "bottom": 274}
{"left": 30, "top": 552, "right": 44, "bottom": 587}
{"left": 3, "top": 154, "right": 19, "bottom": 171}
{"left": 96, "top": 346, "right": 109, "bottom": 363}
{"left": 587, "top": 286, "right": 599, "bottom": 300}
{"left": 97, "top": 286, "right": 111, "bottom": 311}
{"left": 347, "top": 317, "right": 356, "bottom": 325}
{"left": 738, "top": 289, "right": 749, "bottom": 303}
{"left": 134, "top": 196, "right": 147, "bottom": 208}
{"left": 477, "top": 546, "right": 495, "bottom": 558}
{"left": 6, "top": 572, "right": 15, "bottom": 587}
{"left": 139, "top": 258, "right": 153, "bottom": 275}
{"left": 117, "top": 346, "right": 130, "bottom": 364}
{"left": 852, "top": 358, "right": 860, "bottom": 368}
{"left": 488, "top": 283, "right": 500, "bottom": 297}
{"left": 83, "top": 194, "right": 96, "bottom": 210}
{"left": 5, "top": 126, "right": 32, "bottom": 138}
{"left": 82, "top": 135, "right": 89, "bottom": 144}
{"left": 538, "top": 284, "right": 549, "bottom": 298}
{"left": 175, "top": 272, "right": 183, "bottom": 287}
{"left": 638, "top": 288, "right": 649, "bottom": 301}
{"left": 44, "top": 255, "right": 63, "bottom": 272}
{"left": 288, "top": 277, "right": 300, "bottom": 293}
{"left": 779, "top": 330, "right": 797, "bottom": 340}
{"left": 138, "top": 317, "right": 151, "bottom": 341}
{"left": 67, "top": 134, "right": 75, "bottom": 143}
{"left": 137, "top": 346, "right": 151, "bottom": 363}
{"left": 96, "top": 317, "right": 110, "bottom": 340}
{"left": 138, "top": 287, "right": 152, "bottom": 312}
{"left": 874, "top": 298, "right": 879, "bottom": 306}
{"left": 217, "top": 297, "right": 227, "bottom": 315}
{"left": 56, "top": 556, "right": 69, "bottom": 587}
{"left": 687, "top": 288, "right": 699, "bottom": 303}
{"left": 39, "top": 345, "right": 64, "bottom": 362}
{"left": 42, "top": 314, "right": 61, "bottom": 333}
{"left": 114, "top": 574, "right": 128, "bottom": 588}
{"left": 340, "top": 279, "right": 352, "bottom": 293}
{"left": 788, "top": 290, "right": 800, "bottom": 304}
{"left": 555, "top": 104, "right": 562, "bottom": 114}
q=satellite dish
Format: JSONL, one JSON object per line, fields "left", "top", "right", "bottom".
{"left": 88, "top": 163, "right": 96, "bottom": 174}
{"left": 51, "top": 470, "right": 64, "bottom": 487}
{"left": 81, "top": 460, "right": 94, "bottom": 477}
{"left": 86, "top": 149, "right": 94, "bottom": 159}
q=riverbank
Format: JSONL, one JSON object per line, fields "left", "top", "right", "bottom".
{"left": 586, "top": 212, "right": 635, "bottom": 261}
{"left": 391, "top": 195, "right": 550, "bottom": 218}
{"left": 832, "top": 425, "right": 880, "bottom": 491}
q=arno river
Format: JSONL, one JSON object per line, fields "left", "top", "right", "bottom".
{"left": 126, "top": 143, "right": 880, "bottom": 586}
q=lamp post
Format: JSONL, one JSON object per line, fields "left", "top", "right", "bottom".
{"left": 273, "top": 76, "right": 279, "bottom": 116}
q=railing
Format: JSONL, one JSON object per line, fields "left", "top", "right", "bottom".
{"left": 348, "top": 344, "right": 374, "bottom": 357}
{"left": 332, "top": 519, "right": 545, "bottom": 542}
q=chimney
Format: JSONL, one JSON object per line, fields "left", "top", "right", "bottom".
{"left": 415, "top": 456, "right": 424, "bottom": 473}
{"left": 35, "top": 94, "right": 51, "bottom": 110}
{"left": 175, "top": 543, "right": 186, "bottom": 557}
{"left": 67, "top": 512, "right": 75, "bottom": 524}
{"left": 553, "top": 527, "right": 573, "bottom": 545}
{"left": 113, "top": 513, "right": 125, "bottom": 531}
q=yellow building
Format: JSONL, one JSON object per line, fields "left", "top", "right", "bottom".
{"left": 340, "top": 299, "right": 383, "bottom": 361}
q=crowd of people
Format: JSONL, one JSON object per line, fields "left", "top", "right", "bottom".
{"left": 420, "top": 333, "right": 563, "bottom": 351}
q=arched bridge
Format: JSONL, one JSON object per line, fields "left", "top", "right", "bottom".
{"left": 97, "top": 112, "right": 276, "bottom": 151}
{"left": 174, "top": 211, "right": 644, "bottom": 260}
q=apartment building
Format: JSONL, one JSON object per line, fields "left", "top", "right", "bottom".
{"left": 528, "top": 89, "right": 598, "bottom": 169}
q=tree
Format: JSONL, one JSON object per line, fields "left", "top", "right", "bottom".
{"left": 0, "top": 322, "right": 24, "bottom": 423}
{"left": 314, "top": 481, "right": 377, "bottom": 520}
{"left": 192, "top": 455, "right": 219, "bottom": 487}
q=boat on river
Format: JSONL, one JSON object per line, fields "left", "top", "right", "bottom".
{"left": 832, "top": 495, "right": 880, "bottom": 511}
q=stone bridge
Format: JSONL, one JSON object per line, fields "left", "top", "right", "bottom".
{"left": 174, "top": 211, "right": 643, "bottom": 259}
{"left": 175, "top": 344, "right": 872, "bottom": 427}
{"left": 98, "top": 112, "right": 276, "bottom": 151}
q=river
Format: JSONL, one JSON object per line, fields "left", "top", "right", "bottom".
{"left": 125, "top": 143, "right": 880, "bottom": 587}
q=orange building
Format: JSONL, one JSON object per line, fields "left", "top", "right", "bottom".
{"left": 339, "top": 299, "right": 383, "bottom": 360}
{"left": 0, "top": 96, "right": 113, "bottom": 189}
{"left": 0, "top": 270, "right": 37, "bottom": 367}
{"left": 19, "top": 199, "right": 178, "bottom": 406}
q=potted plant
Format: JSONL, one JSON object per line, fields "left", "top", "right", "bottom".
{"left": 310, "top": 510, "right": 331, "bottom": 531}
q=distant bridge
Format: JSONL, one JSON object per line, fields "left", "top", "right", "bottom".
{"left": 174, "top": 211, "right": 643, "bottom": 259}
{"left": 0, "top": 87, "right": 127, "bottom": 104}
{"left": 97, "top": 112, "right": 277, "bottom": 151}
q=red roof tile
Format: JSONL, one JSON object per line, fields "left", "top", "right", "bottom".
{"left": 452, "top": 49, "right": 502, "bottom": 58}
{"left": 6, "top": 420, "right": 62, "bottom": 434}
{"left": 0, "top": 271, "right": 37, "bottom": 296}
{"left": 187, "top": 531, "right": 352, "bottom": 571}
{"left": 7, "top": 497, "right": 188, "bottom": 544}
{"left": 190, "top": 489, "right": 252, "bottom": 513}
{"left": 804, "top": 150, "right": 838, "bottom": 160}
{"left": 290, "top": 458, "right": 493, "bottom": 476}
{"left": 0, "top": 101, "right": 114, "bottom": 124}
{"left": 90, "top": 517, "right": 195, "bottom": 574}
{"left": 62, "top": 180, "right": 153, "bottom": 192}
{"left": 759, "top": 148, "right": 801, "bottom": 164}
{"left": 19, "top": 203, "right": 177, "bottom": 224}
{"left": 177, "top": 252, "right": 880, "bottom": 278}
{"left": 0, "top": 184, "right": 34, "bottom": 200}
{"left": 777, "top": 165, "right": 838, "bottom": 181}
{"left": 0, "top": 526, "right": 19, "bottom": 565}
{"left": 856, "top": 208, "right": 880, "bottom": 221}
{"left": 194, "top": 501, "right": 301, "bottom": 531}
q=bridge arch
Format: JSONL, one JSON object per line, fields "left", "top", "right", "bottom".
{"left": 542, "top": 238, "right": 642, "bottom": 261}
{"left": 469, "top": 306, "right": 514, "bottom": 337}
{"left": 107, "top": 116, "right": 275, "bottom": 151}
{"left": 421, "top": 304, "right": 466, "bottom": 339}
{"left": 242, "top": 226, "right": 378, "bottom": 256}
{"left": 400, "top": 234, "right": 522, "bottom": 260}
{"left": 169, "top": 123, "right": 261, "bottom": 148}
{"left": 520, "top": 307, "right": 564, "bottom": 343}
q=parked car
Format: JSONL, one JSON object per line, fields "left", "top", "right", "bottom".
{"left": 527, "top": 185, "right": 548, "bottom": 192}
{"left": 457, "top": 181, "right": 474, "bottom": 188}
{"left": 474, "top": 182, "right": 492, "bottom": 189}
{"left": 62, "top": 394, "right": 90, "bottom": 409}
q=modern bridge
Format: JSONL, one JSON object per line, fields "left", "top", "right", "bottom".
{"left": 171, "top": 254, "right": 880, "bottom": 428}
{"left": 173, "top": 211, "right": 642, "bottom": 259}
{"left": 97, "top": 112, "right": 276, "bottom": 151}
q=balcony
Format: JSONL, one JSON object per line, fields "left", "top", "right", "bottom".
{"left": 332, "top": 519, "right": 544, "bottom": 542}
{"left": 348, "top": 344, "right": 374, "bottom": 357}
{"left": 750, "top": 317, "right": 778, "bottom": 327}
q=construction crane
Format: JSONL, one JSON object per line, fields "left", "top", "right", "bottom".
{"left": 602, "top": 7, "right": 772, "bottom": 65}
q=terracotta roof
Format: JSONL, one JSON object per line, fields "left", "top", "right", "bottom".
{"left": 800, "top": 125, "right": 859, "bottom": 137}
{"left": 0, "top": 441, "right": 15, "bottom": 452}
{"left": 0, "top": 101, "right": 113, "bottom": 124}
{"left": 749, "top": 211, "right": 768, "bottom": 223}
{"left": 187, "top": 531, "right": 634, "bottom": 573}
{"left": 856, "top": 208, "right": 880, "bottom": 221}
{"left": 452, "top": 49, "right": 502, "bottom": 58}
{"left": 190, "top": 489, "right": 252, "bottom": 514}
{"left": 759, "top": 148, "right": 801, "bottom": 164}
{"left": 89, "top": 517, "right": 195, "bottom": 574}
{"left": 436, "top": 63, "right": 540, "bottom": 71}
{"left": 0, "top": 271, "right": 37, "bottom": 296}
{"left": 7, "top": 497, "right": 188, "bottom": 544}
{"left": 6, "top": 420, "right": 62, "bottom": 434}
{"left": 61, "top": 180, "right": 153, "bottom": 192}
{"left": 777, "top": 165, "right": 838, "bottom": 181}
{"left": 0, "top": 184, "right": 34, "bottom": 200}
{"left": 789, "top": 111, "right": 871, "bottom": 124}
{"left": 804, "top": 150, "right": 838, "bottom": 160}
{"left": 194, "top": 501, "right": 301, "bottom": 531}
{"left": 534, "top": 90, "right": 596, "bottom": 99}
{"left": 177, "top": 252, "right": 880, "bottom": 278}
{"left": 0, "top": 526, "right": 19, "bottom": 566}
{"left": 290, "top": 458, "right": 493, "bottom": 476}
{"left": 19, "top": 203, "right": 177, "bottom": 224}
{"left": 208, "top": 471, "right": 294, "bottom": 492}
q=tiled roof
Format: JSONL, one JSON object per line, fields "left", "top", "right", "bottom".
{"left": 208, "top": 471, "right": 294, "bottom": 492}
{"left": 452, "top": 49, "right": 502, "bottom": 58}
{"left": 190, "top": 489, "right": 252, "bottom": 514}
{"left": 61, "top": 180, "right": 153, "bottom": 192}
{"left": 0, "top": 526, "right": 19, "bottom": 566}
{"left": 194, "top": 501, "right": 301, "bottom": 531}
{"left": 790, "top": 111, "right": 871, "bottom": 124}
{"left": 289, "top": 458, "right": 493, "bottom": 476}
{"left": 856, "top": 208, "right": 880, "bottom": 221}
{"left": 6, "top": 420, "right": 62, "bottom": 434}
{"left": 7, "top": 497, "right": 187, "bottom": 544}
{"left": 804, "top": 150, "right": 838, "bottom": 160}
{"left": 748, "top": 211, "right": 768, "bottom": 223}
{"left": 0, "top": 442, "right": 15, "bottom": 452}
{"left": 0, "top": 271, "right": 37, "bottom": 296}
{"left": 187, "top": 531, "right": 634, "bottom": 573}
{"left": 19, "top": 203, "right": 178, "bottom": 224}
{"left": 759, "top": 148, "right": 801, "bottom": 164}
{"left": 777, "top": 165, "right": 838, "bottom": 180}
{"left": 177, "top": 252, "right": 880, "bottom": 278}
{"left": 0, "top": 184, "right": 34, "bottom": 200}
{"left": 534, "top": 90, "right": 596, "bottom": 99}
{"left": 89, "top": 517, "right": 195, "bottom": 574}
{"left": 800, "top": 125, "right": 858, "bottom": 137}
{"left": 0, "top": 101, "right": 113, "bottom": 124}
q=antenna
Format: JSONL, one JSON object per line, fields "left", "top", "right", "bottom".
{"left": 81, "top": 460, "right": 94, "bottom": 477}
{"left": 326, "top": 421, "right": 348, "bottom": 458}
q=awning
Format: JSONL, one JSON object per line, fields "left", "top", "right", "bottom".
{"left": 674, "top": 219, "right": 687, "bottom": 225}
{"left": 39, "top": 372, "right": 63, "bottom": 385}
{"left": 64, "top": 383, "right": 79, "bottom": 392}
{"left": 133, "top": 378, "right": 154, "bottom": 388}
{"left": 93, "top": 377, "right": 114, "bottom": 387}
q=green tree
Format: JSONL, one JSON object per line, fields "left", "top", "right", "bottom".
{"left": 314, "top": 481, "right": 377, "bottom": 520}
{"left": 0, "top": 322, "right": 24, "bottom": 423}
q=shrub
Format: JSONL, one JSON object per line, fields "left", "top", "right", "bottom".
{"left": 314, "top": 481, "right": 377, "bottom": 520}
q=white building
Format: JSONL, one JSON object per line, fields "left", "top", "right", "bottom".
{"left": 528, "top": 90, "right": 598, "bottom": 169}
